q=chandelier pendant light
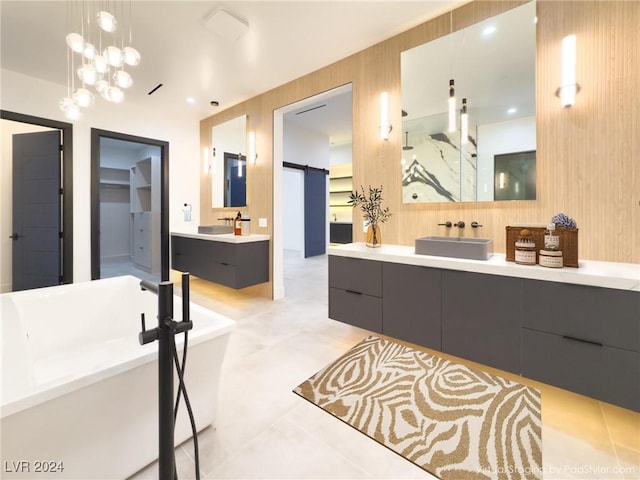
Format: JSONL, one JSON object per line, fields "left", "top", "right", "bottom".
{"left": 460, "top": 98, "right": 468, "bottom": 144}
{"left": 59, "top": 0, "right": 141, "bottom": 120}
{"left": 448, "top": 79, "right": 456, "bottom": 132}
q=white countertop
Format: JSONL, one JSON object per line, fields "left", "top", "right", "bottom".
{"left": 328, "top": 243, "right": 640, "bottom": 291}
{"left": 171, "top": 231, "right": 270, "bottom": 244}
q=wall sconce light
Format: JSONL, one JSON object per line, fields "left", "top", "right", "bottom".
{"left": 460, "top": 98, "right": 468, "bottom": 145}
{"left": 203, "top": 147, "right": 211, "bottom": 174}
{"left": 556, "top": 34, "right": 580, "bottom": 107}
{"left": 249, "top": 131, "right": 257, "bottom": 164}
{"left": 380, "top": 92, "right": 392, "bottom": 140}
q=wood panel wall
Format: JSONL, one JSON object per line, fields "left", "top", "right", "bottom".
{"left": 201, "top": 0, "right": 640, "bottom": 298}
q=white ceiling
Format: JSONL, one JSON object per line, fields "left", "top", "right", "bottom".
{"left": 1, "top": 1, "right": 462, "bottom": 121}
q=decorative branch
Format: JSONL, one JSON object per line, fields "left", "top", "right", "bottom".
{"left": 348, "top": 185, "right": 392, "bottom": 225}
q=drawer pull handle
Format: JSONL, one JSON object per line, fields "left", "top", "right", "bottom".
{"left": 220, "top": 262, "right": 229, "bottom": 266}
{"left": 345, "top": 289, "right": 362, "bottom": 295}
{"left": 562, "top": 335, "right": 603, "bottom": 347}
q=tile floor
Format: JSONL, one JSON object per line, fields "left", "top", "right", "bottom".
{"left": 130, "top": 253, "right": 639, "bottom": 480}
{"left": 100, "top": 256, "right": 160, "bottom": 284}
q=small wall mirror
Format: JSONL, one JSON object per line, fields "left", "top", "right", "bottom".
{"left": 211, "top": 114, "right": 247, "bottom": 208}
{"left": 401, "top": 1, "right": 536, "bottom": 203}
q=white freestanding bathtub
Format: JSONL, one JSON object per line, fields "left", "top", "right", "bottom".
{"left": 1, "top": 275, "right": 235, "bottom": 479}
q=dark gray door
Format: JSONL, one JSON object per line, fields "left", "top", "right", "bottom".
{"left": 12, "top": 130, "right": 62, "bottom": 291}
{"left": 304, "top": 169, "right": 326, "bottom": 257}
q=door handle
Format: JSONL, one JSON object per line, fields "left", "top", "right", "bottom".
{"left": 9, "top": 233, "right": 20, "bottom": 240}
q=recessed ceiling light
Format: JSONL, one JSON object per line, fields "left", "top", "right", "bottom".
{"left": 482, "top": 26, "right": 496, "bottom": 37}
{"left": 186, "top": 97, "right": 195, "bottom": 104}
{"left": 507, "top": 107, "right": 517, "bottom": 115}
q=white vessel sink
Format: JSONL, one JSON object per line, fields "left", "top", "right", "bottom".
{"left": 415, "top": 236, "right": 493, "bottom": 260}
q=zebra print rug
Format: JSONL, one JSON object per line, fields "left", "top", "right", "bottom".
{"left": 294, "top": 336, "right": 542, "bottom": 480}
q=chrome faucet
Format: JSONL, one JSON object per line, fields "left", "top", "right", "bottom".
{"left": 455, "top": 221, "right": 465, "bottom": 228}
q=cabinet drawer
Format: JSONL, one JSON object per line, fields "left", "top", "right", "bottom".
{"left": 171, "top": 236, "right": 212, "bottom": 277}
{"left": 210, "top": 242, "right": 236, "bottom": 266}
{"left": 133, "top": 244, "right": 151, "bottom": 268}
{"left": 382, "top": 263, "right": 442, "bottom": 350}
{"left": 134, "top": 226, "right": 149, "bottom": 246}
{"left": 329, "top": 287, "right": 382, "bottom": 333}
{"left": 442, "top": 270, "right": 522, "bottom": 374}
{"left": 523, "top": 280, "right": 639, "bottom": 352}
{"left": 210, "top": 262, "right": 237, "bottom": 288}
{"left": 133, "top": 212, "right": 151, "bottom": 229}
{"left": 328, "top": 256, "right": 382, "bottom": 297}
{"left": 523, "top": 328, "right": 639, "bottom": 411}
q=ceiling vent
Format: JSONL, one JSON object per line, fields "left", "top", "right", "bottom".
{"left": 204, "top": 9, "right": 249, "bottom": 41}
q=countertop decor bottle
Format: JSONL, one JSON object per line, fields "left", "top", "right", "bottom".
{"left": 234, "top": 211, "right": 242, "bottom": 236}
{"left": 241, "top": 217, "right": 251, "bottom": 236}
{"left": 515, "top": 229, "right": 536, "bottom": 265}
{"left": 540, "top": 223, "right": 563, "bottom": 268}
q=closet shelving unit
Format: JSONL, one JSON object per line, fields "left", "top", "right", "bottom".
{"left": 130, "top": 157, "right": 160, "bottom": 274}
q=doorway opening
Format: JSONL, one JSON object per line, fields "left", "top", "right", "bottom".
{"left": 272, "top": 83, "right": 353, "bottom": 299}
{"left": 90, "top": 129, "right": 169, "bottom": 282}
{"left": 0, "top": 110, "right": 73, "bottom": 293}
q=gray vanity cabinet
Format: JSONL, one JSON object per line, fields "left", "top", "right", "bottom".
{"left": 328, "top": 252, "right": 638, "bottom": 411}
{"left": 171, "top": 235, "right": 269, "bottom": 289}
{"left": 328, "top": 256, "right": 382, "bottom": 333}
{"left": 382, "top": 263, "right": 442, "bottom": 350}
{"left": 522, "top": 280, "right": 639, "bottom": 411}
{"left": 441, "top": 270, "right": 522, "bottom": 374}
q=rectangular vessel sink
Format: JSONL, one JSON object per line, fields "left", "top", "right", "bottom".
{"left": 198, "top": 225, "right": 233, "bottom": 235}
{"left": 415, "top": 236, "right": 493, "bottom": 260}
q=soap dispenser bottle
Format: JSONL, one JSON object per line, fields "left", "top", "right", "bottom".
{"left": 540, "top": 223, "right": 563, "bottom": 268}
{"left": 234, "top": 211, "right": 242, "bottom": 236}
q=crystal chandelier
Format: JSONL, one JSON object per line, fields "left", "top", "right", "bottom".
{"left": 59, "top": 1, "right": 141, "bottom": 120}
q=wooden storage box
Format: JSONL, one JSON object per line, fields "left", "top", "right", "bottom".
{"left": 506, "top": 226, "right": 579, "bottom": 267}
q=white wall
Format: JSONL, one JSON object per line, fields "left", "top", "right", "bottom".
{"left": 283, "top": 120, "right": 330, "bottom": 170}
{"left": 283, "top": 120, "right": 330, "bottom": 248}
{"left": 329, "top": 142, "right": 352, "bottom": 166}
{"left": 282, "top": 169, "right": 304, "bottom": 254}
{"left": 476, "top": 116, "right": 536, "bottom": 201}
{"left": 1, "top": 69, "right": 201, "bottom": 284}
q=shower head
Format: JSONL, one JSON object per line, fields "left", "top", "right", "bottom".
{"left": 402, "top": 131, "right": 414, "bottom": 150}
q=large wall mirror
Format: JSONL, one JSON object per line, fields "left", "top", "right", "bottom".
{"left": 401, "top": 1, "right": 536, "bottom": 203}
{"left": 211, "top": 114, "right": 247, "bottom": 208}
